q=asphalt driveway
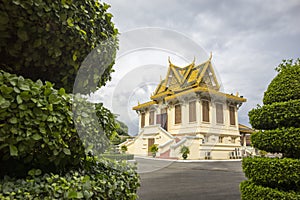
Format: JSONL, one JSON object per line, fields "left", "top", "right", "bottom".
{"left": 136, "top": 157, "right": 245, "bottom": 200}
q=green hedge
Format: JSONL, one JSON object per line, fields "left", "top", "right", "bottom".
{"left": 0, "top": 0, "right": 118, "bottom": 93}
{"left": 0, "top": 158, "right": 140, "bottom": 199}
{"left": 240, "top": 180, "right": 300, "bottom": 200}
{"left": 263, "top": 59, "right": 300, "bottom": 105}
{"left": 251, "top": 128, "right": 300, "bottom": 158}
{"left": 0, "top": 70, "right": 85, "bottom": 177}
{"left": 242, "top": 157, "right": 300, "bottom": 191}
{"left": 102, "top": 153, "right": 134, "bottom": 161}
{"left": 0, "top": 70, "right": 115, "bottom": 177}
{"left": 249, "top": 99, "right": 300, "bottom": 130}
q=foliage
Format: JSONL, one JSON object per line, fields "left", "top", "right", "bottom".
{"left": 180, "top": 146, "right": 190, "bottom": 160}
{"left": 242, "top": 59, "right": 300, "bottom": 199}
{"left": 94, "top": 103, "right": 119, "bottom": 143}
{"left": 251, "top": 128, "right": 300, "bottom": 158}
{"left": 0, "top": 157, "right": 140, "bottom": 199}
{"left": 249, "top": 99, "right": 300, "bottom": 130}
{"left": 0, "top": 70, "right": 119, "bottom": 177}
{"left": 149, "top": 144, "right": 158, "bottom": 154}
{"left": 0, "top": 70, "right": 85, "bottom": 177}
{"left": 116, "top": 120, "right": 129, "bottom": 136}
{"left": 102, "top": 153, "right": 134, "bottom": 161}
{"left": 121, "top": 145, "right": 128, "bottom": 153}
{"left": 263, "top": 59, "right": 300, "bottom": 105}
{"left": 0, "top": 0, "right": 118, "bottom": 93}
{"left": 240, "top": 180, "right": 300, "bottom": 200}
{"left": 242, "top": 157, "right": 300, "bottom": 191}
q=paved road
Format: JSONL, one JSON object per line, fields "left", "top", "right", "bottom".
{"left": 136, "top": 158, "right": 245, "bottom": 200}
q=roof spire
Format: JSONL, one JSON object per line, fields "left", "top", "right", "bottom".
{"left": 209, "top": 52, "right": 212, "bottom": 61}
{"left": 192, "top": 56, "right": 196, "bottom": 64}
{"left": 168, "top": 56, "right": 172, "bottom": 65}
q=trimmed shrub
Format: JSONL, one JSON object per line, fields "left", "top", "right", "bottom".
{"left": 242, "top": 157, "right": 300, "bottom": 191}
{"left": 0, "top": 70, "right": 115, "bottom": 177}
{"left": 0, "top": 158, "right": 140, "bottom": 199}
{"left": 240, "top": 180, "right": 300, "bottom": 200}
{"left": 243, "top": 59, "right": 300, "bottom": 199}
{"left": 251, "top": 128, "right": 300, "bottom": 158}
{"left": 263, "top": 59, "right": 300, "bottom": 105}
{"left": 249, "top": 99, "right": 300, "bottom": 130}
{"left": 0, "top": 0, "right": 118, "bottom": 93}
{"left": 0, "top": 70, "right": 85, "bottom": 177}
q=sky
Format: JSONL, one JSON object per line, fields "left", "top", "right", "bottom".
{"left": 92, "top": 0, "right": 300, "bottom": 135}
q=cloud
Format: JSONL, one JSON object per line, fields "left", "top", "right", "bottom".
{"left": 103, "top": 0, "right": 300, "bottom": 132}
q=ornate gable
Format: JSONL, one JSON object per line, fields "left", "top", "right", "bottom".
{"left": 151, "top": 53, "right": 220, "bottom": 100}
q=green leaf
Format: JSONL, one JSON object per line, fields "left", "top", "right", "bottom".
{"left": 63, "top": 148, "right": 71, "bottom": 155}
{"left": 68, "top": 189, "right": 78, "bottom": 198}
{"left": 17, "top": 29, "right": 29, "bottom": 41}
{"left": 33, "top": 38, "right": 42, "bottom": 48}
{"left": 9, "top": 144, "right": 18, "bottom": 156}
{"left": 9, "top": 117, "right": 18, "bottom": 124}
{"left": 32, "top": 134, "right": 42, "bottom": 140}
{"left": 58, "top": 88, "right": 65, "bottom": 95}
{"left": 67, "top": 18, "right": 74, "bottom": 27}
{"left": 17, "top": 95, "right": 23, "bottom": 104}
{"left": 19, "top": 84, "right": 30, "bottom": 91}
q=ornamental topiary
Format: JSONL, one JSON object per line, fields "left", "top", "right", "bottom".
{"left": 263, "top": 59, "right": 300, "bottom": 105}
{"left": 0, "top": 0, "right": 118, "bottom": 93}
{"left": 241, "top": 59, "right": 300, "bottom": 199}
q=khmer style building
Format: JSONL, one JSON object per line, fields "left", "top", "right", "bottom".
{"left": 121, "top": 54, "right": 251, "bottom": 159}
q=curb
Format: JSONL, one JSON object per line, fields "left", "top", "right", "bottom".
{"left": 134, "top": 156, "right": 242, "bottom": 162}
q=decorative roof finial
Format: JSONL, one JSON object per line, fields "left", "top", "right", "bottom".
{"left": 168, "top": 56, "right": 172, "bottom": 65}
{"left": 192, "top": 56, "right": 196, "bottom": 64}
{"left": 209, "top": 52, "right": 212, "bottom": 61}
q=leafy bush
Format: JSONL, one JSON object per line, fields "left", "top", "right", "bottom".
{"left": 0, "top": 70, "right": 118, "bottom": 177}
{"left": 249, "top": 99, "right": 300, "bottom": 130}
{"left": 242, "top": 157, "right": 300, "bottom": 191}
{"left": 180, "top": 146, "right": 190, "bottom": 160}
{"left": 0, "top": 0, "right": 118, "bottom": 93}
{"left": 263, "top": 59, "right": 300, "bottom": 105}
{"left": 251, "top": 128, "right": 300, "bottom": 158}
{"left": 0, "top": 158, "right": 140, "bottom": 199}
{"left": 240, "top": 180, "right": 300, "bottom": 200}
{"left": 242, "top": 59, "right": 300, "bottom": 199}
{"left": 0, "top": 70, "right": 85, "bottom": 177}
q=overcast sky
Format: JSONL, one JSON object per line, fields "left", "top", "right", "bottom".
{"left": 95, "top": 0, "right": 300, "bottom": 135}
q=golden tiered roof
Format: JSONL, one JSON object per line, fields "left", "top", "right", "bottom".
{"left": 133, "top": 54, "right": 246, "bottom": 110}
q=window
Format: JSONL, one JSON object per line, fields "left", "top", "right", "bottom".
{"left": 149, "top": 111, "right": 155, "bottom": 125}
{"left": 229, "top": 106, "right": 236, "bottom": 125}
{"left": 175, "top": 104, "right": 181, "bottom": 124}
{"left": 189, "top": 101, "right": 196, "bottom": 122}
{"left": 216, "top": 103, "right": 224, "bottom": 124}
{"left": 202, "top": 100, "right": 210, "bottom": 122}
{"left": 219, "top": 136, "right": 223, "bottom": 143}
{"left": 141, "top": 112, "right": 145, "bottom": 128}
{"left": 156, "top": 109, "right": 168, "bottom": 131}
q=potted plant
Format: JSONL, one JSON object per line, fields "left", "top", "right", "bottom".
{"left": 150, "top": 144, "right": 158, "bottom": 158}
{"left": 121, "top": 145, "right": 127, "bottom": 154}
{"left": 180, "top": 146, "right": 190, "bottom": 160}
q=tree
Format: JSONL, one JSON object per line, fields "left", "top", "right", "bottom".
{"left": 116, "top": 120, "right": 129, "bottom": 136}
{"left": 241, "top": 59, "right": 300, "bottom": 199}
{"left": 0, "top": 1, "right": 140, "bottom": 198}
{"left": 0, "top": 0, "right": 118, "bottom": 93}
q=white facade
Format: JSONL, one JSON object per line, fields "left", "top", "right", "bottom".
{"left": 121, "top": 56, "right": 247, "bottom": 160}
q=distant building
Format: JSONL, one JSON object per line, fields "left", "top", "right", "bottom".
{"left": 121, "top": 54, "right": 251, "bottom": 159}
